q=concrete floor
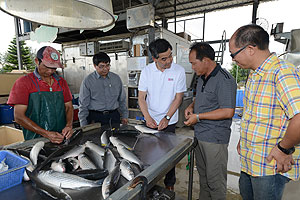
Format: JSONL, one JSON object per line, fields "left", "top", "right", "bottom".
{"left": 157, "top": 125, "right": 300, "bottom": 200}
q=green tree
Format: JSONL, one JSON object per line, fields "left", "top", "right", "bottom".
{"left": 229, "top": 63, "right": 249, "bottom": 86}
{"left": 3, "top": 38, "right": 35, "bottom": 71}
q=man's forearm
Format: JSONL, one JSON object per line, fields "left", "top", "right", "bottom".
{"left": 198, "top": 108, "right": 235, "bottom": 120}
{"left": 138, "top": 92, "right": 152, "bottom": 120}
{"left": 166, "top": 93, "right": 183, "bottom": 117}
{"left": 15, "top": 115, "right": 48, "bottom": 137}
{"left": 65, "top": 101, "right": 73, "bottom": 127}
{"left": 279, "top": 113, "right": 300, "bottom": 149}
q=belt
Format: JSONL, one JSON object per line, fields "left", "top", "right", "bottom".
{"left": 90, "top": 109, "right": 117, "bottom": 115}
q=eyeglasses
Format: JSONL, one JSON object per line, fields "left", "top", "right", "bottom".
{"left": 97, "top": 63, "right": 111, "bottom": 69}
{"left": 159, "top": 53, "right": 173, "bottom": 62}
{"left": 230, "top": 44, "right": 256, "bottom": 59}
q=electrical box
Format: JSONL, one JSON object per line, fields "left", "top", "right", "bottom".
{"left": 127, "top": 4, "right": 155, "bottom": 30}
{"left": 87, "top": 41, "right": 100, "bottom": 56}
{"left": 99, "top": 41, "right": 129, "bottom": 53}
{"left": 79, "top": 43, "right": 87, "bottom": 56}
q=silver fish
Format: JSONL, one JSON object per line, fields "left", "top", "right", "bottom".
{"left": 37, "top": 170, "right": 102, "bottom": 189}
{"left": 85, "top": 141, "right": 105, "bottom": 156}
{"left": 120, "top": 159, "right": 135, "bottom": 181}
{"left": 85, "top": 147, "right": 104, "bottom": 169}
{"left": 20, "top": 155, "right": 33, "bottom": 181}
{"left": 116, "top": 144, "right": 143, "bottom": 169}
{"left": 104, "top": 149, "right": 117, "bottom": 173}
{"left": 78, "top": 153, "right": 96, "bottom": 170}
{"left": 67, "top": 157, "right": 80, "bottom": 171}
{"left": 30, "top": 141, "right": 45, "bottom": 166}
{"left": 109, "top": 136, "right": 132, "bottom": 150}
{"left": 101, "top": 131, "right": 109, "bottom": 147}
{"left": 60, "top": 145, "right": 85, "bottom": 160}
{"left": 0, "top": 158, "right": 8, "bottom": 173}
{"left": 51, "top": 159, "right": 66, "bottom": 173}
{"left": 102, "top": 165, "right": 121, "bottom": 199}
{"left": 27, "top": 170, "right": 71, "bottom": 200}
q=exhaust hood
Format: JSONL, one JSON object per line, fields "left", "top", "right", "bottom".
{"left": 0, "top": 0, "right": 115, "bottom": 29}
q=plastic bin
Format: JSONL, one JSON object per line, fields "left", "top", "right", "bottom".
{"left": 0, "top": 105, "right": 14, "bottom": 124}
{"left": 0, "top": 151, "right": 29, "bottom": 192}
{"left": 236, "top": 89, "right": 244, "bottom": 108}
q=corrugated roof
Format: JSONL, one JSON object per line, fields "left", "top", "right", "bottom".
{"left": 56, "top": 0, "right": 275, "bottom": 43}
{"left": 112, "top": 0, "right": 274, "bottom": 19}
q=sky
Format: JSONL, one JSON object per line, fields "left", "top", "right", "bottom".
{"left": 0, "top": 0, "right": 300, "bottom": 69}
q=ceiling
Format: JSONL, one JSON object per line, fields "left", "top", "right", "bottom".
{"left": 112, "top": 0, "right": 273, "bottom": 20}
{"left": 55, "top": 0, "right": 274, "bottom": 43}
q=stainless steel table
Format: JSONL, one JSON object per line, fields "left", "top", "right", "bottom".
{"left": 0, "top": 124, "right": 197, "bottom": 200}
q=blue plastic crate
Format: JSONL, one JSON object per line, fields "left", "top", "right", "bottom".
{"left": 0, "top": 105, "right": 14, "bottom": 124}
{"left": 0, "top": 151, "right": 29, "bottom": 192}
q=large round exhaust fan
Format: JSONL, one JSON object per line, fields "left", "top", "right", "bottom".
{"left": 0, "top": 0, "right": 115, "bottom": 29}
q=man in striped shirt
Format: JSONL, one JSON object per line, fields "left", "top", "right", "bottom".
{"left": 229, "top": 24, "right": 300, "bottom": 199}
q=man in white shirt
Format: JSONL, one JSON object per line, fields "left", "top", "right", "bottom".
{"left": 138, "top": 38, "right": 186, "bottom": 191}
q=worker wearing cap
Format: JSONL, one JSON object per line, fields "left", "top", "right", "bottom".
{"left": 7, "top": 46, "right": 73, "bottom": 144}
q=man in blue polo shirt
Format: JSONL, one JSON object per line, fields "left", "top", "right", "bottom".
{"left": 185, "top": 42, "right": 237, "bottom": 199}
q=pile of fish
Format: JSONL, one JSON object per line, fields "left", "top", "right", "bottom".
{"left": 19, "top": 130, "right": 144, "bottom": 199}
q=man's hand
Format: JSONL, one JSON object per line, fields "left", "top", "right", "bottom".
{"left": 121, "top": 118, "right": 128, "bottom": 125}
{"left": 47, "top": 131, "right": 65, "bottom": 144}
{"left": 237, "top": 140, "right": 241, "bottom": 155}
{"left": 184, "top": 114, "right": 198, "bottom": 126}
{"left": 145, "top": 117, "right": 158, "bottom": 129}
{"left": 62, "top": 126, "right": 73, "bottom": 139}
{"left": 185, "top": 106, "right": 194, "bottom": 119}
{"left": 266, "top": 146, "right": 295, "bottom": 173}
{"left": 158, "top": 118, "right": 169, "bottom": 131}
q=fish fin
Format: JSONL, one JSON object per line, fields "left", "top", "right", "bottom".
{"left": 95, "top": 178, "right": 105, "bottom": 186}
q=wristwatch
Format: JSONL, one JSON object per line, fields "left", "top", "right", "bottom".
{"left": 164, "top": 115, "right": 171, "bottom": 120}
{"left": 277, "top": 142, "right": 295, "bottom": 155}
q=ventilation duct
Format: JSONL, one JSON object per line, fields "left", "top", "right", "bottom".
{"left": 0, "top": 0, "right": 115, "bottom": 29}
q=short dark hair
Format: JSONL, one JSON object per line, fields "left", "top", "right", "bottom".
{"left": 93, "top": 52, "right": 110, "bottom": 66}
{"left": 149, "top": 38, "right": 172, "bottom": 59}
{"left": 190, "top": 42, "right": 215, "bottom": 61}
{"left": 234, "top": 24, "right": 269, "bottom": 50}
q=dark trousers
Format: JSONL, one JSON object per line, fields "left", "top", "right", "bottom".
{"left": 162, "top": 124, "right": 176, "bottom": 187}
{"left": 87, "top": 110, "right": 120, "bottom": 126}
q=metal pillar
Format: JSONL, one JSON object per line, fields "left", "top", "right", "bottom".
{"left": 174, "top": 0, "right": 177, "bottom": 33}
{"left": 188, "top": 148, "right": 195, "bottom": 200}
{"left": 203, "top": 12, "right": 206, "bottom": 41}
{"left": 252, "top": 0, "right": 259, "bottom": 24}
{"left": 148, "top": 27, "right": 155, "bottom": 63}
{"left": 14, "top": 17, "right": 23, "bottom": 70}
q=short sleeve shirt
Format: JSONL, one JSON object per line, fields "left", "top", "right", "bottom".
{"left": 8, "top": 71, "right": 72, "bottom": 106}
{"left": 138, "top": 62, "right": 186, "bottom": 125}
{"left": 240, "top": 54, "right": 300, "bottom": 180}
{"left": 194, "top": 65, "right": 237, "bottom": 144}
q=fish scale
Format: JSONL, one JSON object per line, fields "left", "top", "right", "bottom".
{"left": 78, "top": 153, "right": 97, "bottom": 170}
{"left": 37, "top": 170, "right": 102, "bottom": 189}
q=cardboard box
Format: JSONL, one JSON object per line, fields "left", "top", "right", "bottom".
{"left": 176, "top": 32, "right": 191, "bottom": 41}
{"left": 0, "top": 72, "right": 27, "bottom": 96}
{"left": 0, "top": 126, "right": 24, "bottom": 146}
